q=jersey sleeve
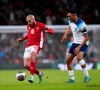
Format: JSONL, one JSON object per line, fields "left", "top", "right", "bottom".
{"left": 39, "top": 22, "right": 55, "bottom": 34}
{"left": 79, "top": 22, "right": 87, "bottom": 34}
{"left": 40, "top": 23, "right": 48, "bottom": 31}
{"left": 67, "top": 42, "right": 73, "bottom": 48}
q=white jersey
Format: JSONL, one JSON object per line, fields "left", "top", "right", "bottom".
{"left": 68, "top": 18, "right": 89, "bottom": 45}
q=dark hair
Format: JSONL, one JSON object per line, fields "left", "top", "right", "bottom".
{"left": 68, "top": 9, "right": 77, "bottom": 14}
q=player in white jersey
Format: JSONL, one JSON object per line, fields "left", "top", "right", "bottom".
{"left": 61, "top": 9, "right": 91, "bottom": 83}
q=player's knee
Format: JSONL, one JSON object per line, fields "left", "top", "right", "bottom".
{"left": 30, "top": 51, "right": 36, "bottom": 61}
{"left": 30, "top": 59, "right": 35, "bottom": 62}
{"left": 79, "top": 59, "right": 86, "bottom": 66}
{"left": 77, "top": 57, "right": 83, "bottom": 61}
{"left": 24, "top": 63, "right": 29, "bottom": 68}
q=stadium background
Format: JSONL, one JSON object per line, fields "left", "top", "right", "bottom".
{"left": 0, "top": 0, "right": 100, "bottom": 70}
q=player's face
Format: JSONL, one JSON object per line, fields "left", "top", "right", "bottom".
{"left": 26, "top": 17, "right": 35, "bottom": 27}
{"left": 67, "top": 13, "right": 75, "bottom": 21}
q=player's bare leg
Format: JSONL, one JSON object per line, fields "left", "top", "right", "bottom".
{"left": 77, "top": 52, "right": 91, "bottom": 83}
{"left": 24, "top": 58, "right": 30, "bottom": 71}
{"left": 66, "top": 53, "right": 76, "bottom": 83}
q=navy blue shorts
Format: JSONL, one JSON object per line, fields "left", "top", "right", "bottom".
{"left": 68, "top": 43, "right": 88, "bottom": 56}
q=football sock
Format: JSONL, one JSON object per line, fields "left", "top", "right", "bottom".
{"left": 32, "top": 61, "right": 40, "bottom": 75}
{"left": 30, "top": 61, "right": 35, "bottom": 75}
{"left": 79, "top": 59, "right": 85, "bottom": 65}
{"left": 68, "top": 70, "right": 75, "bottom": 80}
{"left": 30, "top": 61, "right": 40, "bottom": 75}
{"left": 27, "top": 67, "right": 40, "bottom": 75}
{"left": 30, "top": 75, "right": 33, "bottom": 79}
{"left": 83, "top": 67, "right": 89, "bottom": 77}
{"left": 35, "top": 69, "right": 40, "bottom": 75}
{"left": 79, "top": 59, "right": 89, "bottom": 77}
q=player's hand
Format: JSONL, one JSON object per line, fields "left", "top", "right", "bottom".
{"left": 74, "top": 47, "right": 80, "bottom": 55}
{"left": 44, "top": 29, "right": 49, "bottom": 32}
{"left": 60, "top": 36, "right": 67, "bottom": 42}
{"left": 17, "top": 38, "right": 23, "bottom": 43}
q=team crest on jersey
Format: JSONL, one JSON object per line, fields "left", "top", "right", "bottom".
{"left": 75, "top": 27, "right": 77, "bottom": 31}
{"left": 36, "top": 27, "right": 39, "bottom": 29}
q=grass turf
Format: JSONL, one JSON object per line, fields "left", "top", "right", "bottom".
{"left": 0, "top": 69, "right": 100, "bottom": 90}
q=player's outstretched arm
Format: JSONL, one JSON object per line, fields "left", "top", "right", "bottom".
{"left": 48, "top": 28, "right": 55, "bottom": 34}
{"left": 44, "top": 28, "right": 55, "bottom": 34}
{"left": 17, "top": 34, "right": 28, "bottom": 43}
{"left": 61, "top": 27, "right": 71, "bottom": 42}
{"left": 41, "top": 23, "right": 55, "bottom": 34}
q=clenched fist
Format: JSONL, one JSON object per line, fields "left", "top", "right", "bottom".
{"left": 17, "top": 38, "right": 23, "bottom": 43}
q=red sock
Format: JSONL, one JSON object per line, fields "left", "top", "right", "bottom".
{"left": 26, "top": 66, "right": 39, "bottom": 74}
{"left": 34, "top": 62, "right": 40, "bottom": 75}
{"left": 35, "top": 69, "right": 40, "bottom": 75}
{"left": 30, "top": 61, "right": 36, "bottom": 75}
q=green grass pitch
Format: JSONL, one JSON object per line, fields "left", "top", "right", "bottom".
{"left": 0, "top": 69, "right": 100, "bottom": 90}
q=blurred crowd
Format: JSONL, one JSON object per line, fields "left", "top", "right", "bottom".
{"left": 0, "top": 33, "right": 66, "bottom": 64}
{"left": 0, "top": 0, "right": 100, "bottom": 66}
{"left": 0, "top": 30, "right": 100, "bottom": 65}
{"left": 0, "top": 0, "right": 100, "bottom": 25}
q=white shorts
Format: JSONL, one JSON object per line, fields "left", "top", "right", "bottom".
{"left": 23, "top": 45, "right": 40, "bottom": 58}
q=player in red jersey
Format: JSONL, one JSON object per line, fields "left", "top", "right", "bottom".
{"left": 17, "top": 14, "right": 55, "bottom": 83}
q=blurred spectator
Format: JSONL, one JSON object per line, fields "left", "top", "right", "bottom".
{"left": 0, "top": 0, "right": 100, "bottom": 25}
{"left": 0, "top": 30, "right": 100, "bottom": 64}
{"left": 0, "top": 0, "right": 100, "bottom": 65}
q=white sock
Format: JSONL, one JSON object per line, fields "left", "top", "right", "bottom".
{"left": 79, "top": 59, "right": 89, "bottom": 77}
{"left": 68, "top": 70, "right": 75, "bottom": 80}
{"left": 83, "top": 67, "right": 89, "bottom": 77}
{"left": 30, "top": 75, "right": 34, "bottom": 79}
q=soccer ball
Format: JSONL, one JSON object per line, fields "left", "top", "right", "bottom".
{"left": 16, "top": 71, "right": 26, "bottom": 81}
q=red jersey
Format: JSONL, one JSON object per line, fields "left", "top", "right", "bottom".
{"left": 21, "top": 22, "right": 55, "bottom": 48}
